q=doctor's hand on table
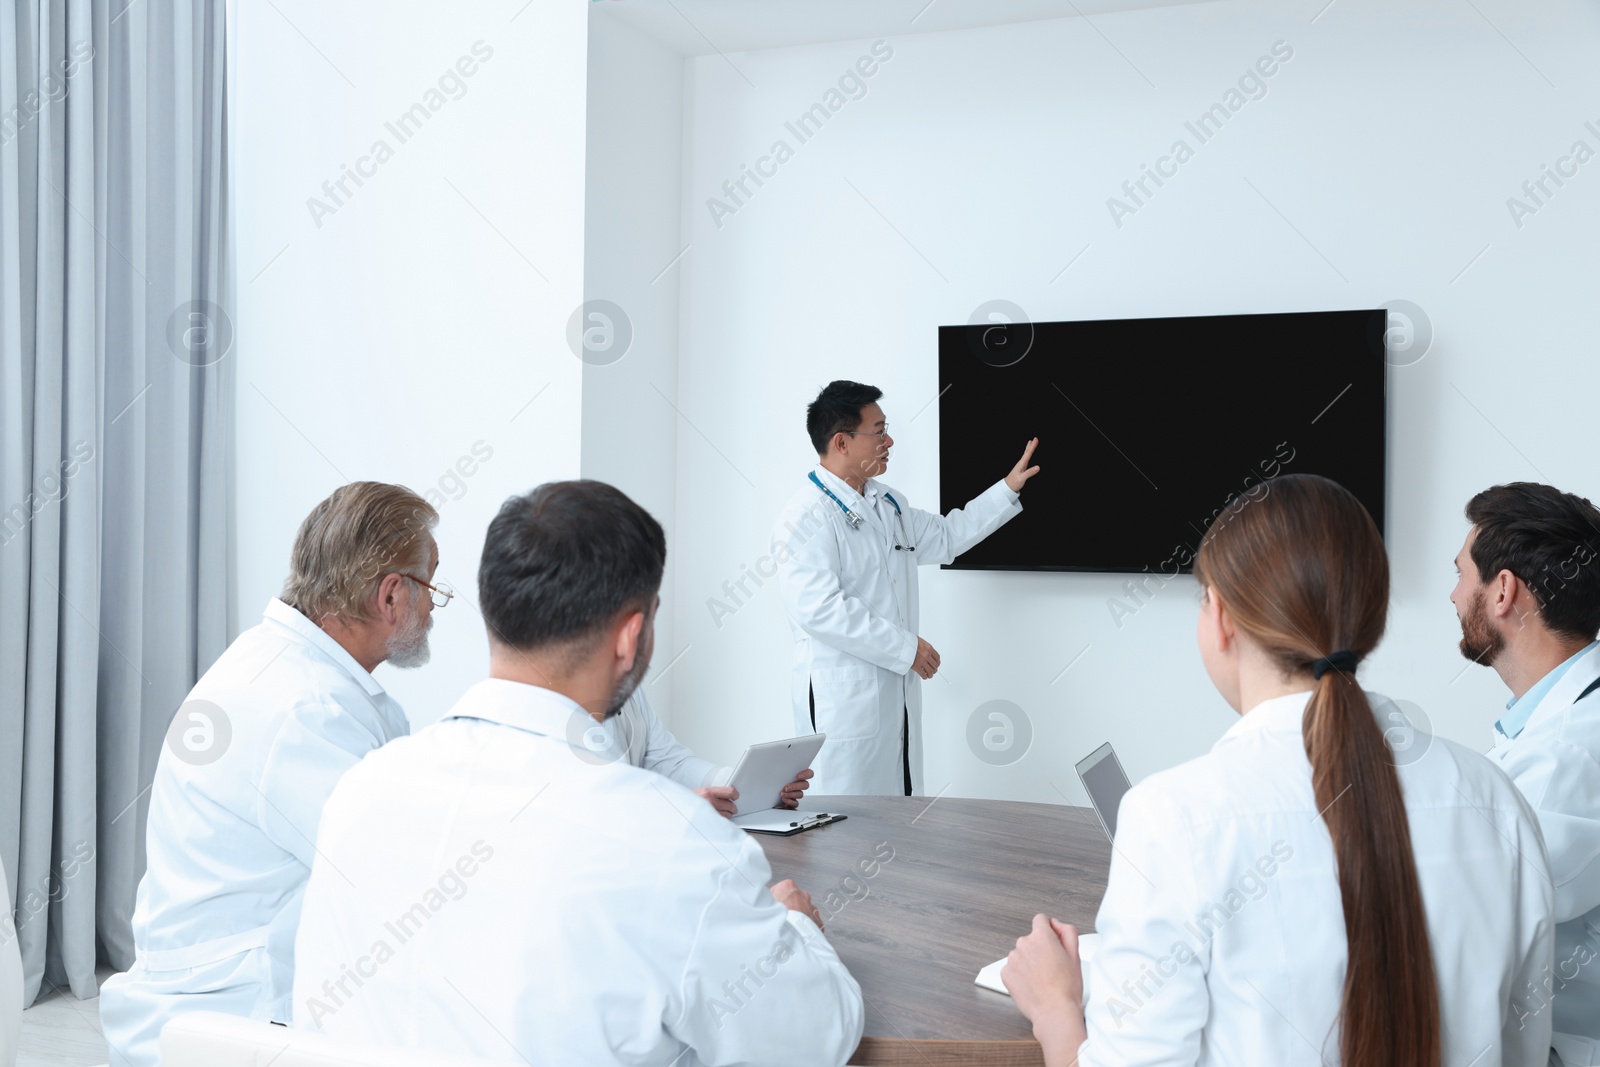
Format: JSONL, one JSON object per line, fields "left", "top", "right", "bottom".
{"left": 770, "top": 878, "right": 826, "bottom": 931}
{"left": 1002, "top": 914, "right": 1088, "bottom": 1067}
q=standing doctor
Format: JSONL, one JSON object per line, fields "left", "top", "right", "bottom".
{"left": 772, "top": 380, "right": 1038, "bottom": 796}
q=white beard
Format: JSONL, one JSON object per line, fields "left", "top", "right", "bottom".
{"left": 386, "top": 607, "right": 433, "bottom": 669}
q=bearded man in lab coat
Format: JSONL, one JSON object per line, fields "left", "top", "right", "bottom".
{"left": 773, "top": 380, "right": 1039, "bottom": 797}
{"left": 1451, "top": 481, "right": 1600, "bottom": 1067}
{"left": 292, "top": 479, "right": 863, "bottom": 1066}
{"left": 99, "top": 482, "right": 443, "bottom": 1067}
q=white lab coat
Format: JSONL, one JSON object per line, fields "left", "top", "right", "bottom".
{"left": 772, "top": 466, "right": 1021, "bottom": 795}
{"left": 1490, "top": 644, "right": 1600, "bottom": 1066}
{"left": 1079, "top": 690, "right": 1554, "bottom": 1067}
{"left": 606, "top": 688, "right": 731, "bottom": 788}
{"left": 291, "top": 678, "right": 864, "bottom": 1067}
{"left": 99, "top": 599, "right": 409, "bottom": 1067}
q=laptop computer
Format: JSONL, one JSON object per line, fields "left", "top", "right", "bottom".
{"left": 1075, "top": 742, "right": 1132, "bottom": 841}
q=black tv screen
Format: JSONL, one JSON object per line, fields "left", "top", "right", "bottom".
{"left": 937, "top": 309, "right": 1387, "bottom": 573}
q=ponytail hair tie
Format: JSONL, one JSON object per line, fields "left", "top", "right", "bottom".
{"left": 1311, "top": 649, "right": 1362, "bottom": 680}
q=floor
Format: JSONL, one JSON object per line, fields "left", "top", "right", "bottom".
{"left": 17, "top": 967, "right": 112, "bottom": 1067}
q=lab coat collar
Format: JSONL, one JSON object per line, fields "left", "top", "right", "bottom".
{"left": 262, "top": 597, "right": 387, "bottom": 698}
{"left": 441, "top": 677, "right": 597, "bottom": 744}
{"left": 1519, "top": 641, "right": 1600, "bottom": 731}
{"left": 1214, "top": 690, "right": 1314, "bottom": 748}
{"left": 810, "top": 464, "right": 880, "bottom": 507}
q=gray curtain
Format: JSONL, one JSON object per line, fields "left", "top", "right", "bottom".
{"left": 0, "top": 0, "right": 230, "bottom": 1007}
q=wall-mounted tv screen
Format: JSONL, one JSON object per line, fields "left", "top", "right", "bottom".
{"left": 938, "top": 309, "right": 1387, "bottom": 573}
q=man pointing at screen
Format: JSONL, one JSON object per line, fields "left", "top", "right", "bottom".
{"left": 773, "top": 380, "right": 1039, "bottom": 796}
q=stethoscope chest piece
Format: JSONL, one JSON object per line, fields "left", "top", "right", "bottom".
{"left": 887, "top": 501, "right": 915, "bottom": 552}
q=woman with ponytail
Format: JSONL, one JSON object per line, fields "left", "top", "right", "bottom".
{"left": 1003, "top": 474, "right": 1554, "bottom": 1066}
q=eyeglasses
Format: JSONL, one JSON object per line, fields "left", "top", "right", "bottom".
{"left": 845, "top": 428, "right": 890, "bottom": 441}
{"left": 403, "top": 574, "right": 455, "bottom": 608}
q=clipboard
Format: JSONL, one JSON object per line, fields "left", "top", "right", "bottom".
{"left": 732, "top": 810, "right": 847, "bottom": 836}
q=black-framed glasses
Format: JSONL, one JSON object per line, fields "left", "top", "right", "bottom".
{"left": 403, "top": 574, "right": 455, "bottom": 608}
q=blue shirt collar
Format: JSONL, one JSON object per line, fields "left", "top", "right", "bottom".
{"left": 1496, "top": 640, "right": 1600, "bottom": 739}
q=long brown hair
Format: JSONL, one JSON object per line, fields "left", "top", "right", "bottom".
{"left": 1194, "top": 474, "right": 1440, "bottom": 1066}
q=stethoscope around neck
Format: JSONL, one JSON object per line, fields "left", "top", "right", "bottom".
{"left": 809, "top": 471, "right": 916, "bottom": 551}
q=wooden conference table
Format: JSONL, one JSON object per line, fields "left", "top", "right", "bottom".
{"left": 754, "top": 795, "right": 1113, "bottom": 1067}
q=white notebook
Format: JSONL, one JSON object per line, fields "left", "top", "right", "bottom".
{"left": 975, "top": 932, "right": 1098, "bottom": 1003}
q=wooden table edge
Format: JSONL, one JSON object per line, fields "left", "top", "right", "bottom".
{"left": 849, "top": 1035, "right": 1045, "bottom": 1066}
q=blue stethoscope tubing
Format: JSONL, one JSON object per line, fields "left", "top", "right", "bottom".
{"left": 809, "top": 471, "right": 915, "bottom": 551}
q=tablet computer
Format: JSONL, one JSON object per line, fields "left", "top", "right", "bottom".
{"left": 726, "top": 733, "right": 825, "bottom": 816}
{"left": 1075, "top": 742, "right": 1132, "bottom": 841}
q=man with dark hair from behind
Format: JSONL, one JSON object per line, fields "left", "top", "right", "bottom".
{"left": 774, "top": 379, "right": 1039, "bottom": 796}
{"left": 1451, "top": 481, "right": 1600, "bottom": 1067}
{"left": 293, "top": 480, "right": 864, "bottom": 1066}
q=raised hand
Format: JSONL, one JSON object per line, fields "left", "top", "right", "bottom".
{"left": 1005, "top": 438, "right": 1041, "bottom": 493}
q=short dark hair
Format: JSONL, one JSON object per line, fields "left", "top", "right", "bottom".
{"left": 1465, "top": 481, "right": 1600, "bottom": 642}
{"left": 479, "top": 480, "right": 666, "bottom": 653}
{"left": 806, "top": 380, "right": 882, "bottom": 455}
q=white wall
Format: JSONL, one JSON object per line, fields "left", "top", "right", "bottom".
{"left": 231, "top": 0, "right": 588, "bottom": 727}
{"left": 580, "top": 10, "right": 690, "bottom": 718}
{"left": 230, "top": 0, "right": 1600, "bottom": 798}
{"left": 645, "top": 0, "right": 1600, "bottom": 801}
